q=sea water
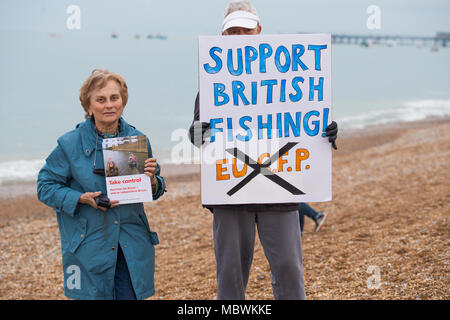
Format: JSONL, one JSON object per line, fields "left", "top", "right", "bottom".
{"left": 0, "top": 29, "right": 449, "bottom": 184}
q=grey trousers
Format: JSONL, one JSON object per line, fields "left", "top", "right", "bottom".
{"left": 213, "top": 207, "right": 306, "bottom": 300}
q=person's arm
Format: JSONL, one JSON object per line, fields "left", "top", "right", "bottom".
{"left": 188, "top": 93, "right": 211, "bottom": 147}
{"left": 193, "top": 93, "right": 200, "bottom": 123}
{"left": 37, "top": 142, "right": 83, "bottom": 217}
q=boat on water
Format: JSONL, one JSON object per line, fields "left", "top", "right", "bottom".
{"left": 108, "top": 32, "right": 167, "bottom": 40}
{"left": 146, "top": 33, "right": 168, "bottom": 40}
{"left": 155, "top": 33, "right": 168, "bottom": 40}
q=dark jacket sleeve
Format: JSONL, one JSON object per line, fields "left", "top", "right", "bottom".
{"left": 188, "top": 93, "right": 200, "bottom": 146}
{"left": 193, "top": 93, "right": 200, "bottom": 122}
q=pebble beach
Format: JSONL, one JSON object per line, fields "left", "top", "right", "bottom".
{"left": 0, "top": 117, "right": 449, "bottom": 300}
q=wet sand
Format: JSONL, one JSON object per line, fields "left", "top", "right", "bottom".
{"left": 0, "top": 117, "right": 449, "bottom": 299}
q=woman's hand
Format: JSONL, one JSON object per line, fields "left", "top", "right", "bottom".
{"left": 144, "top": 158, "right": 158, "bottom": 186}
{"left": 78, "top": 191, "right": 119, "bottom": 212}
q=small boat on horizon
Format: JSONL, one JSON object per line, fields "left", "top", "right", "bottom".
{"left": 147, "top": 33, "right": 168, "bottom": 40}
{"left": 155, "top": 33, "right": 168, "bottom": 40}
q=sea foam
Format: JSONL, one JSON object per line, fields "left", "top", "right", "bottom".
{"left": 0, "top": 159, "right": 45, "bottom": 185}
{"left": 336, "top": 99, "right": 450, "bottom": 130}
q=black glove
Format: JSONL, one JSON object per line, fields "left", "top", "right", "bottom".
{"left": 189, "top": 121, "right": 211, "bottom": 147}
{"left": 325, "top": 121, "right": 338, "bottom": 150}
{"left": 94, "top": 194, "right": 111, "bottom": 208}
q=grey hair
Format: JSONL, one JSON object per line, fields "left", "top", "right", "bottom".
{"left": 224, "top": 0, "right": 259, "bottom": 18}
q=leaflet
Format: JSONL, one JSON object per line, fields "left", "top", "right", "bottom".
{"left": 102, "top": 135, "right": 153, "bottom": 204}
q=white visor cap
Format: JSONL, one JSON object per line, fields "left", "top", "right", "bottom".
{"left": 222, "top": 10, "right": 260, "bottom": 33}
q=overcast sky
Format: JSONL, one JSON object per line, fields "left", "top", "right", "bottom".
{"left": 1, "top": 0, "right": 450, "bottom": 36}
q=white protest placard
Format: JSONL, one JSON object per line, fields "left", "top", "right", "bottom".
{"left": 198, "top": 34, "right": 332, "bottom": 205}
{"left": 102, "top": 135, "right": 153, "bottom": 205}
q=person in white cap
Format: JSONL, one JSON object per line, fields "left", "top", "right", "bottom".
{"left": 221, "top": 6, "right": 261, "bottom": 35}
{"left": 189, "top": 0, "right": 338, "bottom": 300}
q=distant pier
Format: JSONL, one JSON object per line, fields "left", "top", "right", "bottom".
{"left": 330, "top": 32, "right": 449, "bottom": 48}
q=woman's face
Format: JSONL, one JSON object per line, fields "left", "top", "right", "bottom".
{"left": 88, "top": 80, "right": 124, "bottom": 128}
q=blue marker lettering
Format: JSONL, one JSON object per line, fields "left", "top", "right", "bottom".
{"left": 232, "top": 81, "right": 250, "bottom": 106}
{"left": 204, "top": 47, "right": 223, "bottom": 74}
{"left": 214, "top": 83, "right": 230, "bottom": 106}
{"left": 309, "top": 77, "right": 324, "bottom": 101}
{"left": 289, "top": 76, "right": 304, "bottom": 102}
{"left": 261, "top": 79, "right": 277, "bottom": 104}
{"left": 227, "top": 48, "right": 243, "bottom": 76}
{"left": 236, "top": 116, "right": 253, "bottom": 141}
{"left": 292, "top": 44, "right": 308, "bottom": 71}
{"left": 303, "top": 110, "right": 320, "bottom": 136}
{"left": 227, "top": 117, "right": 233, "bottom": 142}
{"left": 308, "top": 44, "right": 327, "bottom": 71}
{"left": 251, "top": 81, "right": 257, "bottom": 105}
{"left": 276, "top": 113, "right": 283, "bottom": 137}
{"left": 258, "top": 114, "right": 273, "bottom": 139}
{"left": 280, "top": 79, "right": 286, "bottom": 102}
{"left": 284, "top": 112, "right": 301, "bottom": 137}
{"left": 210, "top": 118, "right": 223, "bottom": 142}
{"left": 275, "top": 46, "right": 291, "bottom": 73}
{"left": 244, "top": 46, "right": 258, "bottom": 74}
{"left": 259, "top": 43, "right": 273, "bottom": 73}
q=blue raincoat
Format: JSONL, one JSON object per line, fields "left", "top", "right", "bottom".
{"left": 37, "top": 117, "right": 166, "bottom": 300}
